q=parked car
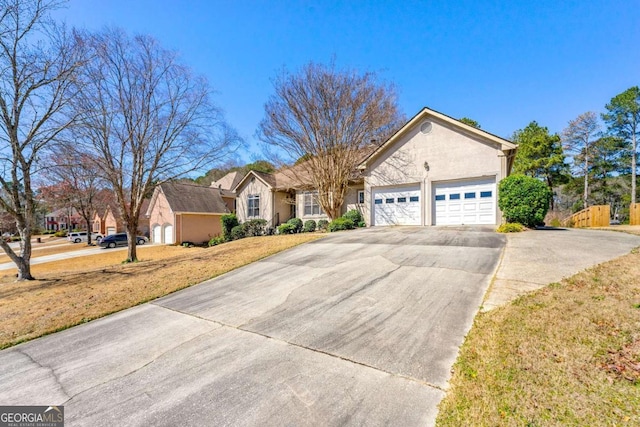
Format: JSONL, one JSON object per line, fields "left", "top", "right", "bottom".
{"left": 99, "top": 233, "right": 148, "bottom": 248}
{"left": 67, "top": 232, "right": 103, "bottom": 243}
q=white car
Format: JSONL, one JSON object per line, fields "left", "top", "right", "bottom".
{"left": 67, "top": 232, "right": 103, "bottom": 243}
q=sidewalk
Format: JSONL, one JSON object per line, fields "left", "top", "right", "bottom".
{"left": 482, "top": 227, "right": 640, "bottom": 311}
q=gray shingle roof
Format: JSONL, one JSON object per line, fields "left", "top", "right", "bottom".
{"left": 160, "top": 182, "right": 229, "bottom": 214}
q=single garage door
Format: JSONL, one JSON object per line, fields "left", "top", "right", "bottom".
{"left": 106, "top": 226, "right": 116, "bottom": 235}
{"left": 373, "top": 186, "right": 421, "bottom": 226}
{"left": 152, "top": 225, "right": 161, "bottom": 244}
{"left": 163, "top": 225, "right": 174, "bottom": 244}
{"left": 434, "top": 178, "right": 496, "bottom": 225}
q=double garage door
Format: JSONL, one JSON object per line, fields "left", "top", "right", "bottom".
{"left": 372, "top": 178, "right": 497, "bottom": 226}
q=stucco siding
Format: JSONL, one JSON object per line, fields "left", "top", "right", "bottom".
{"left": 343, "top": 185, "right": 364, "bottom": 216}
{"left": 364, "top": 117, "right": 507, "bottom": 226}
{"left": 236, "top": 178, "right": 274, "bottom": 225}
{"left": 104, "top": 210, "right": 119, "bottom": 234}
{"left": 149, "top": 191, "right": 174, "bottom": 243}
{"left": 296, "top": 191, "right": 330, "bottom": 223}
{"left": 177, "top": 214, "right": 223, "bottom": 243}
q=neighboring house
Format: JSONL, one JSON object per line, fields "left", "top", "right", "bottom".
{"left": 146, "top": 181, "right": 230, "bottom": 244}
{"left": 210, "top": 171, "right": 243, "bottom": 213}
{"left": 358, "top": 107, "right": 517, "bottom": 226}
{"left": 93, "top": 199, "right": 150, "bottom": 237}
{"left": 44, "top": 208, "right": 84, "bottom": 231}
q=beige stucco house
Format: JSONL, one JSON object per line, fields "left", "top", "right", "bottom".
{"left": 234, "top": 168, "right": 365, "bottom": 229}
{"left": 358, "top": 107, "right": 517, "bottom": 226}
{"left": 146, "top": 182, "right": 229, "bottom": 244}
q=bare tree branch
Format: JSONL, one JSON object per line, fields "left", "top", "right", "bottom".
{"left": 0, "top": 0, "right": 85, "bottom": 280}
{"left": 72, "top": 28, "right": 241, "bottom": 262}
{"left": 257, "top": 61, "right": 403, "bottom": 219}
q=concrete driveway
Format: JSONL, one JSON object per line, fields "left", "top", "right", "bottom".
{"left": 0, "top": 226, "right": 504, "bottom": 426}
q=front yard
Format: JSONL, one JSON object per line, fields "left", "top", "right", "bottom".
{"left": 0, "top": 234, "right": 323, "bottom": 349}
{"left": 437, "top": 248, "right": 640, "bottom": 426}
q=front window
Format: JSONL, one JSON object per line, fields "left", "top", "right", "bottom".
{"left": 358, "top": 190, "right": 365, "bottom": 204}
{"left": 304, "top": 191, "right": 323, "bottom": 216}
{"left": 247, "top": 194, "right": 260, "bottom": 217}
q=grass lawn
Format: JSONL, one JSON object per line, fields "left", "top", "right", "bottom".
{"left": 437, "top": 249, "right": 640, "bottom": 426}
{"left": 0, "top": 234, "right": 323, "bottom": 350}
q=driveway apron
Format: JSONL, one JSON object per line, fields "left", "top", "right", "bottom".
{"left": 0, "top": 226, "right": 504, "bottom": 426}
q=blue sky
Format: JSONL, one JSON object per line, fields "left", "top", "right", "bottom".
{"left": 56, "top": 0, "right": 639, "bottom": 163}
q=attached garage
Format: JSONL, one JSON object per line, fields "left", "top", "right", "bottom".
{"left": 372, "top": 186, "right": 421, "bottom": 226}
{"left": 358, "top": 107, "right": 517, "bottom": 227}
{"left": 433, "top": 178, "right": 496, "bottom": 225}
{"left": 106, "top": 226, "right": 116, "bottom": 235}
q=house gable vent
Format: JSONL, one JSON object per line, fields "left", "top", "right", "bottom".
{"left": 420, "top": 121, "right": 433, "bottom": 134}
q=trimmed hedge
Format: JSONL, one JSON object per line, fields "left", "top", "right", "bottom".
{"left": 287, "top": 217, "right": 303, "bottom": 233}
{"left": 221, "top": 214, "right": 239, "bottom": 241}
{"left": 498, "top": 175, "right": 552, "bottom": 228}
{"left": 328, "top": 217, "right": 354, "bottom": 232}
{"left": 317, "top": 219, "right": 329, "bottom": 231}
{"left": 343, "top": 209, "right": 363, "bottom": 225}
{"left": 303, "top": 220, "right": 317, "bottom": 232}
{"left": 278, "top": 223, "right": 296, "bottom": 234}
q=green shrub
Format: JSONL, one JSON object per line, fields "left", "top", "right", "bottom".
{"left": 54, "top": 230, "right": 67, "bottom": 238}
{"left": 496, "top": 222, "right": 525, "bottom": 233}
{"left": 550, "top": 218, "right": 562, "bottom": 227}
{"left": 208, "top": 236, "right": 225, "bottom": 246}
{"left": 498, "top": 175, "right": 552, "bottom": 228}
{"left": 343, "top": 209, "right": 363, "bottom": 225}
{"left": 278, "top": 223, "right": 296, "bottom": 234}
{"left": 303, "top": 220, "right": 317, "bottom": 232}
{"left": 317, "top": 219, "right": 329, "bottom": 231}
{"left": 221, "top": 213, "right": 239, "bottom": 241}
{"left": 242, "top": 218, "right": 267, "bottom": 236}
{"left": 357, "top": 221, "right": 366, "bottom": 228}
{"left": 287, "top": 217, "right": 303, "bottom": 233}
{"left": 328, "top": 217, "right": 354, "bottom": 232}
{"left": 230, "top": 225, "right": 245, "bottom": 240}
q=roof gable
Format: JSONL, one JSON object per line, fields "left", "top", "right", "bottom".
{"left": 359, "top": 107, "right": 517, "bottom": 169}
{"left": 210, "top": 171, "right": 243, "bottom": 191}
{"left": 233, "top": 170, "right": 276, "bottom": 192}
{"left": 154, "top": 182, "right": 229, "bottom": 214}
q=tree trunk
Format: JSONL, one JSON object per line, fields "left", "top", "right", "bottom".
{"left": 583, "top": 153, "right": 589, "bottom": 210}
{"left": 0, "top": 234, "right": 34, "bottom": 281}
{"left": 632, "top": 133, "right": 637, "bottom": 204}
{"left": 125, "top": 221, "right": 139, "bottom": 263}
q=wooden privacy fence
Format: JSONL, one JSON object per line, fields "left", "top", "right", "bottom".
{"left": 568, "top": 205, "right": 610, "bottom": 228}
{"left": 630, "top": 203, "right": 640, "bottom": 225}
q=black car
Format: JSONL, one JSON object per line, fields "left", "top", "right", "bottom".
{"left": 99, "top": 233, "right": 148, "bottom": 248}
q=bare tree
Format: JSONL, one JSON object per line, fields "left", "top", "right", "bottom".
{"left": 0, "top": 0, "right": 84, "bottom": 280}
{"left": 258, "top": 62, "right": 403, "bottom": 219}
{"left": 73, "top": 28, "right": 240, "bottom": 262}
{"left": 562, "top": 111, "right": 600, "bottom": 210}
{"left": 40, "top": 146, "right": 106, "bottom": 245}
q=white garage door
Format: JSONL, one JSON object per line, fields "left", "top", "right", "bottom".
{"left": 152, "top": 225, "right": 161, "bottom": 244}
{"left": 106, "top": 227, "right": 116, "bottom": 235}
{"left": 373, "top": 186, "right": 421, "bottom": 226}
{"left": 163, "top": 225, "right": 174, "bottom": 244}
{"left": 434, "top": 179, "right": 496, "bottom": 225}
